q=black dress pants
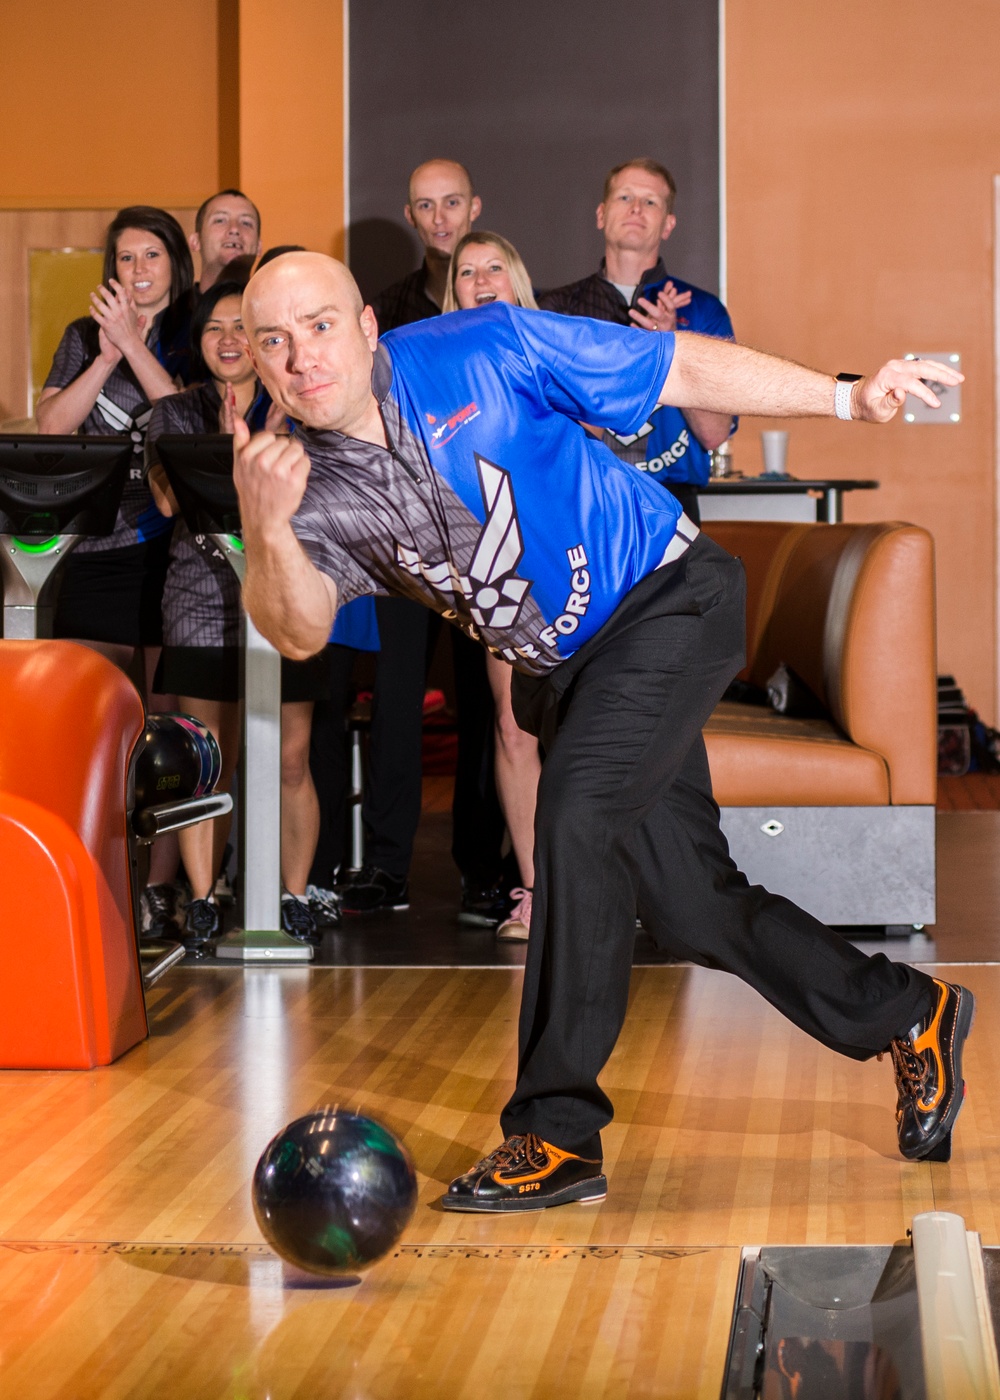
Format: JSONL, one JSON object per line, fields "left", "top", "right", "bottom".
{"left": 308, "top": 597, "right": 428, "bottom": 885}
{"left": 500, "top": 534, "right": 936, "bottom": 1159}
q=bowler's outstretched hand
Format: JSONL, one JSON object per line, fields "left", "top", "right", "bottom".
{"left": 851, "top": 358, "right": 964, "bottom": 423}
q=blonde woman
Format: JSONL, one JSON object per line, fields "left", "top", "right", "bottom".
{"left": 444, "top": 232, "right": 541, "bottom": 940}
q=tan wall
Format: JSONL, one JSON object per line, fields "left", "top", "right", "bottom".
{"left": 726, "top": 2, "right": 1000, "bottom": 720}
{"left": 0, "top": 0, "right": 219, "bottom": 207}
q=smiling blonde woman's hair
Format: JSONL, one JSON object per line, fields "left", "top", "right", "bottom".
{"left": 443, "top": 231, "right": 538, "bottom": 314}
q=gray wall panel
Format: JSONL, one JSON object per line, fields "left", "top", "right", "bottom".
{"left": 349, "top": 1, "right": 719, "bottom": 304}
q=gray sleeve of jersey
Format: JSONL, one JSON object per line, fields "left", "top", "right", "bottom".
{"left": 292, "top": 498, "right": 375, "bottom": 606}
{"left": 43, "top": 322, "right": 86, "bottom": 391}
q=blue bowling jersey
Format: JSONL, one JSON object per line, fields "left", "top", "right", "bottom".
{"left": 293, "top": 304, "right": 687, "bottom": 677}
{"left": 605, "top": 275, "right": 735, "bottom": 487}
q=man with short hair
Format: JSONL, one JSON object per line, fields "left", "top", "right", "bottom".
{"left": 371, "top": 159, "right": 481, "bottom": 327}
{"left": 189, "top": 189, "right": 263, "bottom": 292}
{"left": 540, "top": 158, "right": 733, "bottom": 522}
{"left": 233, "top": 251, "right": 971, "bottom": 1212}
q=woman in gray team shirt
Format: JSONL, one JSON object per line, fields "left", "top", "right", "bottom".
{"left": 145, "top": 280, "right": 332, "bottom": 949}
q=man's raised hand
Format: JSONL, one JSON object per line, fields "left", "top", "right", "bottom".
{"left": 232, "top": 414, "right": 311, "bottom": 544}
{"left": 852, "top": 357, "right": 964, "bottom": 424}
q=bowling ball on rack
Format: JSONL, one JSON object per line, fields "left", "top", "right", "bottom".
{"left": 252, "top": 1109, "right": 418, "bottom": 1276}
{"left": 133, "top": 712, "right": 223, "bottom": 811}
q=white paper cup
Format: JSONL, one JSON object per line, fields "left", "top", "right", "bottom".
{"left": 761, "top": 430, "right": 789, "bottom": 475}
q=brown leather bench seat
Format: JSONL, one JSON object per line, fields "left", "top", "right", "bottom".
{"left": 705, "top": 701, "right": 890, "bottom": 806}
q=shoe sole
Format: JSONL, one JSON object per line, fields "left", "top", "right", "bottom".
{"left": 908, "top": 984, "right": 976, "bottom": 1162}
{"left": 496, "top": 928, "right": 529, "bottom": 942}
{"left": 441, "top": 1175, "right": 608, "bottom": 1213}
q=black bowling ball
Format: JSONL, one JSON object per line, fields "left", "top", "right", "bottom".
{"left": 133, "top": 712, "right": 223, "bottom": 811}
{"left": 252, "top": 1109, "right": 418, "bottom": 1276}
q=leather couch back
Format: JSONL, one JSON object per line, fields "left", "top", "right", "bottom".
{"left": 703, "top": 521, "right": 937, "bottom": 804}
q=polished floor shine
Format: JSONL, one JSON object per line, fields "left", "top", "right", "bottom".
{"left": 3, "top": 811, "right": 1000, "bottom": 1397}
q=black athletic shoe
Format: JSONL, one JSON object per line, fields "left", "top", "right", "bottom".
{"left": 140, "top": 882, "right": 180, "bottom": 941}
{"left": 443, "top": 1134, "right": 607, "bottom": 1213}
{"left": 339, "top": 864, "right": 410, "bottom": 914}
{"left": 281, "top": 894, "right": 319, "bottom": 943}
{"left": 183, "top": 897, "right": 220, "bottom": 947}
{"left": 882, "top": 978, "right": 975, "bottom": 1163}
{"left": 458, "top": 879, "right": 508, "bottom": 928}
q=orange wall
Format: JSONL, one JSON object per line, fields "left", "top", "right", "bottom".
{"left": 726, "top": 2, "right": 1000, "bottom": 721}
{"left": 0, "top": 0, "right": 219, "bottom": 207}
{"left": 237, "top": 0, "right": 346, "bottom": 257}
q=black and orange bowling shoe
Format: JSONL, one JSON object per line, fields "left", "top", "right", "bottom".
{"left": 442, "top": 1134, "right": 607, "bottom": 1212}
{"left": 883, "top": 978, "right": 975, "bottom": 1163}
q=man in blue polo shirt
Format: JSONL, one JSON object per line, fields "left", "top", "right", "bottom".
{"left": 540, "top": 158, "right": 734, "bottom": 523}
{"left": 234, "top": 252, "right": 971, "bottom": 1211}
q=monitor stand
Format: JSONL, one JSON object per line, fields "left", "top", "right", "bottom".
{"left": 211, "top": 537, "right": 312, "bottom": 963}
{"left": 1, "top": 534, "right": 79, "bottom": 639}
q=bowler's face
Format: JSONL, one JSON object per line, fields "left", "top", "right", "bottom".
{"left": 597, "top": 167, "right": 675, "bottom": 253}
{"left": 245, "top": 271, "right": 377, "bottom": 432}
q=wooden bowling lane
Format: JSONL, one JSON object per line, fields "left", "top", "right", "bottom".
{"left": 0, "top": 961, "right": 998, "bottom": 1397}
{"left": 0, "top": 1239, "right": 740, "bottom": 1399}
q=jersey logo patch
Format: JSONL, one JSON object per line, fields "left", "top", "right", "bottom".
{"left": 395, "top": 454, "right": 532, "bottom": 631}
{"left": 429, "top": 400, "right": 481, "bottom": 448}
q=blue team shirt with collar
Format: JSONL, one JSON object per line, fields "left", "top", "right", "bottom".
{"left": 293, "top": 304, "right": 685, "bottom": 675}
{"left": 610, "top": 274, "right": 735, "bottom": 487}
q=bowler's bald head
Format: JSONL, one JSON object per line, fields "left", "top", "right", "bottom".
{"left": 242, "top": 251, "right": 363, "bottom": 333}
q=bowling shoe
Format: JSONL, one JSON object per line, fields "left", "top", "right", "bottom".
{"left": 183, "top": 897, "right": 220, "bottom": 947}
{"left": 882, "top": 978, "right": 975, "bottom": 1162}
{"left": 338, "top": 864, "right": 410, "bottom": 914}
{"left": 281, "top": 893, "right": 320, "bottom": 943}
{"left": 140, "top": 882, "right": 181, "bottom": 941}
{"left": 496, "top": 888, "right": 532, "bottom": 942}
{"left": 443, "top": 1133, "right": 607, "bottom": 1212}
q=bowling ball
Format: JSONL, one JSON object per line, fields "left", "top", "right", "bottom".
{"left": 133, "top": 712, "right": 222, "bottom": 810}
{"left": 170, "top": 713, "right": 222, "bottom": 794}
{"left": 252, "top": 1109, "right": 418, "bottom": 1276}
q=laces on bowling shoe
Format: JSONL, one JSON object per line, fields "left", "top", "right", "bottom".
{"left": 883, "top": 1037, "right": 930, "bottom": 1110}
{"left": 480, "top": 1133, "right": 549, "bottom": 1174}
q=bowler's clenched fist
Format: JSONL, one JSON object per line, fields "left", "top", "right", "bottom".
{"left": 232, "top": 415, "right": 310, "bottom": 543}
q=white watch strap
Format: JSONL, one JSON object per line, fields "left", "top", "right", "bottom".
{"left": 834, "top": 379, "right": 855, "bottom": 421}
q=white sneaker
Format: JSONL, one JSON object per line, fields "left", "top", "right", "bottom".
{"left": 496, "top": 888, "right": 533, "bottom": 942}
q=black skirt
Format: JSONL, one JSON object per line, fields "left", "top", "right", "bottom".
{"left": 156, "top": 644, "right": 333, "bottom": 704}
{"left": 52, "top": 535, "right": 172, "bottom": 647}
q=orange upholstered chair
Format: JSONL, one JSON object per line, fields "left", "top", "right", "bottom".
{"left": 0, "top": 640, "right": 148, "bottom": 1067}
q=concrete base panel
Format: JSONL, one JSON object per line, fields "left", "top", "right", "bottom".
{"left": 718, "top": 805, "right": 936, "bottom": 927}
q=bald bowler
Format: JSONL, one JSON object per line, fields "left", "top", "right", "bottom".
{"left": 234, "top": 251, "right": 971, "bottom": 1213}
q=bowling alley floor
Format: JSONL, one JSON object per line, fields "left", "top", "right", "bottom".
{"left": 3, "top": 811, "right": 1000, "bottom": 1398}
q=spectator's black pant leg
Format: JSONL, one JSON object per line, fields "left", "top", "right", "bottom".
{"left": 308, "top": 644, "right": 356, "bottom": 887}
{"left": 450, "top": 628, "right": 506, "bottom": 885}
{"left": 364, "top": 597, "right": 429, "bottom": 880}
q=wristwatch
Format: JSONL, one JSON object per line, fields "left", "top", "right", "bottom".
{"left": 835, "top": 373, "right": 863, "bottom": 421}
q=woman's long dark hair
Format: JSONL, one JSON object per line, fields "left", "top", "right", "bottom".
{"left": 189, "top": 280, "right": 250, "bottom": 384}
{"left": 102, "top": 205, "right": 194, "bottom": 304}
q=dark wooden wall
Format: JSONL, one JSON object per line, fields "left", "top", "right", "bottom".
{"left": 348, "top": 1, "right": 719, "bottom": 304}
